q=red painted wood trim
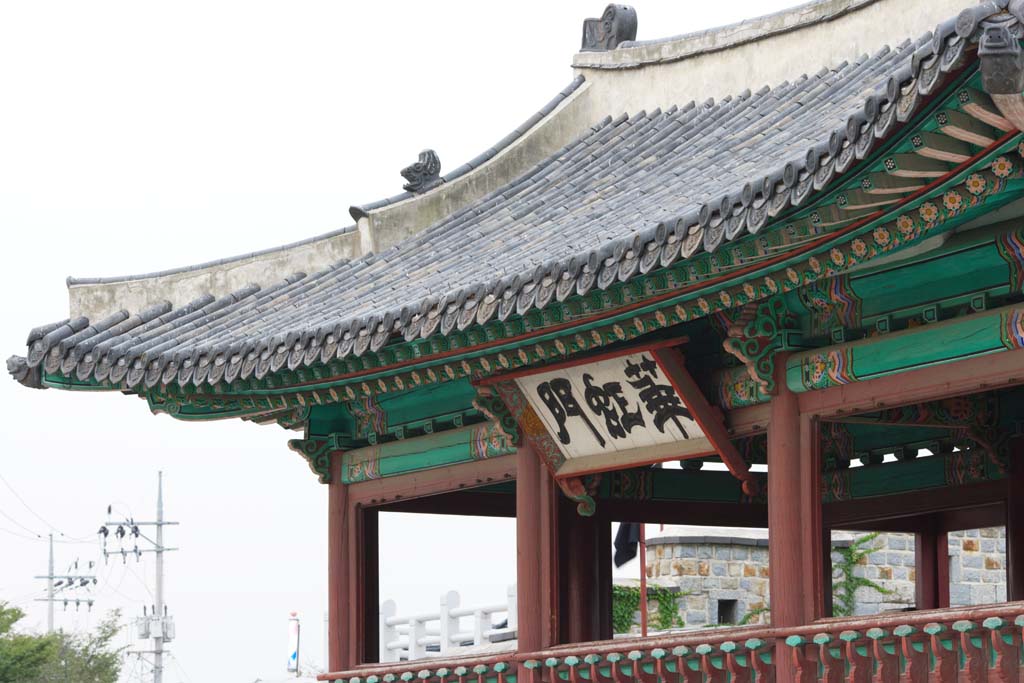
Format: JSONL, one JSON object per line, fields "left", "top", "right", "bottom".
{"left": 475, "top": 336, "right": 689, "bottom": 385}
{"left": 801, "top": 348, "right": 1024, "bottom": 417}
{"left": 651, "top": 346, "right": 755, "bottom": 490}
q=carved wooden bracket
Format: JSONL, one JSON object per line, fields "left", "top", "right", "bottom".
{"left": 722, "top": 297, "right": 800, "bottom": 396}
{"left": 472, "top": 388, "right": 523, "bottom": 447}
{"left": 287, "top": 438, "right": 337, "bottom": 484}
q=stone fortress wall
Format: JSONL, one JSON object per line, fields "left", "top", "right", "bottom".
{"left": 629, "top": 526, "right": 1007, "bottom": 630}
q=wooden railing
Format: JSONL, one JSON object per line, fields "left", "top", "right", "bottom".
{"left": 319, "top": 602, "right": 1024, "bottom": 682}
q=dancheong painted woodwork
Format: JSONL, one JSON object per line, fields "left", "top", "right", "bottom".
{"left": 16, "top": 1, "right": 1024, "bottom": 681}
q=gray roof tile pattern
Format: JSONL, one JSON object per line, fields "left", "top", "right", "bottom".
{"left": 9, "top": 12, "right": 981, "bottom": 391}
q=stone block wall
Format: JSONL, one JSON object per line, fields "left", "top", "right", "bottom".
{"left": 635, "top": 527, "right": 1007, "bottom": 630}
{"left": 645, "top": 536, "right": 770, "bottom": 627}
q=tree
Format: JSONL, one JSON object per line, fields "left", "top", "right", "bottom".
{"left": 27, "top": 610, "right": 123, "bottom": 683}
{"left": 0, "top": 602, "right": 122, "bottom": 683}
{"left": 0, "top": 603, "right": 58, "bottom": 683}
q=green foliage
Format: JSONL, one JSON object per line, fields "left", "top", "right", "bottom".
{"left": 27, "top": 610, "right": 123, "bottom": 683}
{"left": 832, "top": 532, "right": 892, "bottom": 618}
{"left": 611, "top": 585, "right": 685, "bottom": 633}
{"left": 0, "top": 603, "right": 58, "bottom": 683}
{"left": 737, "top": 604, "right": 770, "bottom": 626}
{"left": 611, "top": 585, "right": 640, "bottom": 634}
{"left": 0, "top": 602, "right": 122, "bottom": 683}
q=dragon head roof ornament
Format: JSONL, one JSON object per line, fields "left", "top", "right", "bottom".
{"left": 401, "top": 149, "right": 442, "bottom": 193}
{"left": 581, "top": 4, "right": 637, "bottom": 52}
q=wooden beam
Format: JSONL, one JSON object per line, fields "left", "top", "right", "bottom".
{"left": 824, "top": 480, "right": 1006, "bottom": 528}
{"left": 911, "top": 131, "right": 973, "bottom": 163}
{"left": 797, "top": 347, "right": 1024, "bottom": 418}
{"left": 652, "top": 347, "right": 757, "bottom": 493}
{"left": 958, "top": 86, "right": 1015, "bottom": 132}
{"left": 835, "top": 504, "right": 1005, "bottom": 533}
{"left": 882, "top": 153, "right": 950, "bottom": 178}
{"left": 603, "top": 499, "right": 768, "bottom": 526}
{"left": 373, "top": 490, "right": 515, "bottom": 517}
{"left": 347, "top": 454, "right": 516, "bottom": 506}
{"left": 935, "top": 109, "right": 999, "bottom": 147}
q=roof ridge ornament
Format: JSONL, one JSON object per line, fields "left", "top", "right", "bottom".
{"left": 581, "top": 4, "right": 637, "bottom": 52}
{"left": 401, "top": 149, "right": 442, "bottom": 193}
{"left": 960, "top": 1, "right": 1024, "bottom": 128}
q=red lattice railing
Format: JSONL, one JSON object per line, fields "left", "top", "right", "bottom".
{"left": 319, "top": 602, "right": 1024, "bottom": 682}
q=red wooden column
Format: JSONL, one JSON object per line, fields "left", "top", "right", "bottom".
{"left": 1007, "top": 438, "right": 1024, "bottom": 600}
{"left": 561, "top": 502, "right": 600, "bottom": 643}
{"left": 516, "top": 444, "right": 544, "bottom": 656}
{"left": 914, "top": 518, "right": 949, "bottom": 609}
{"left": 327, "top": 452, "right": 351, "bottom": 671}
{"left": 768, "top": 355, "right": 824, "bottom": 682}
{"left": 361, "top": 507, "right": 380, "bottom": 662}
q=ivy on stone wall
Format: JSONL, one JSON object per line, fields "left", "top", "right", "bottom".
{"left": 611, "top": 585, "right": 686, "bottom": 634}
{"left": 832, "top": 532, "right": 892, "bottom": 618}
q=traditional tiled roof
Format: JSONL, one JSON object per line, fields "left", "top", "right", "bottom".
{"left": 6, "top": 2, "right": 1015, "bottom": 391}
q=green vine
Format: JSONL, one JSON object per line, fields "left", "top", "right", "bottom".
{"left": 831, "top": 532, "right": 892, "bottom": 617}
{"left": 611, "top": 585, "right": 686, "bottom": 633}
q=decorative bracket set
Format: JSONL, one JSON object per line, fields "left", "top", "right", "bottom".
{"left": 723, "top": 296, "right": 804, "bottom": 395}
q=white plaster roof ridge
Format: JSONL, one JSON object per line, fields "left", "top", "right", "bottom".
{"left": 348, "top": 75, "right": 588, "bottom": 220}
{"left": 573, "top": 0, "right": 882, "bottom": 70}
{"left": 66, "top": 224, "right": 358, "bottom": 286}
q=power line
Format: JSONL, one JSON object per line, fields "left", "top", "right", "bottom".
{"left": 0, "top": 505, "right": 43, "bottom": 537}
{"left": 0, "top": 472, "right": 66, "bottom": 535}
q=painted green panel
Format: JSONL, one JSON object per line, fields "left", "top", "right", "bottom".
{"left": 846, "top": 424, "right": 950, "bottom": 452}
{"left": 851, "top": 456, "right": 948, "bottom": 497}
{"left": 340, "top": 423, "right": 514, "bottom": 484}
{"left": 854, "top": 242, "right": 1008, "bottom": 318}
{"left": 787, "top": 305, "right": 1016, "bottom": 392}
{"left": 376, "top": 379, "right": 478, "bottom": 425}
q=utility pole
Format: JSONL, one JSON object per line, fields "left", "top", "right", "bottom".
{"left": 154, "top": 471, "right": 165, "bottom": 683}
{"left": 34, "top": 534, "right": 97, "bottom": 632}
{"left": 46, "top": 534, "right": 53, "bottom": 633}
{"left": 99, "top": 471, "right": 178, "bottom": 683}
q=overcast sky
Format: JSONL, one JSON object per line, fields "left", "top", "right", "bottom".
{"left": 0, "top": 1, "right": 803, "bottom": 680}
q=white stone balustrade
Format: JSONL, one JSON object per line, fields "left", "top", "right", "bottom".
{"left": 379, "top": 586, "right": 517, "bottom": 662}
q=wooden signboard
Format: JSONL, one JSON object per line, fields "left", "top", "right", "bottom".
{"left": 513, "top": 350, "right": 712, "bottom": 475}
{"left": 480, "top": 340, "right": 757, "bottom": 514}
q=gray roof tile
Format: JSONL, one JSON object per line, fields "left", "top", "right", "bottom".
{"left": 9, "top": 12, "right": 988, "bottom": 390}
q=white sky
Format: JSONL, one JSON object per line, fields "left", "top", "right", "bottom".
{"left": 0, "top": 1, "right": 803, "bottom": 680}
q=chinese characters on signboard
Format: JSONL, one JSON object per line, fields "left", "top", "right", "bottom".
{"left": 515, "top": 352, "right": 708, "bottom": 462}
